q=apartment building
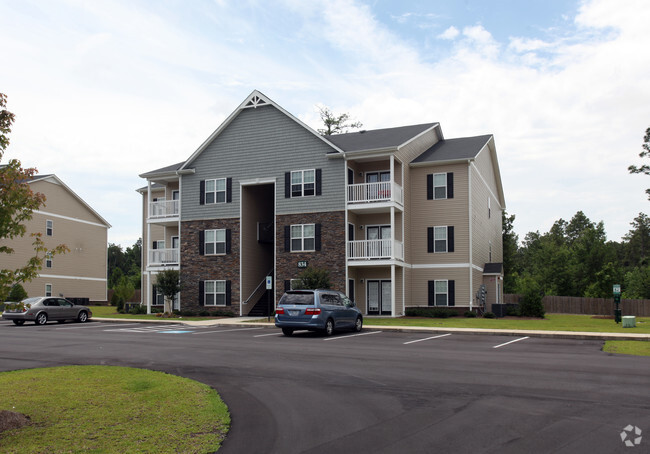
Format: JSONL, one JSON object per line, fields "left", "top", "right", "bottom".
{"left": 1, "top": 174, "right": 111, "bottom": 302}
{"left": 139, "top": 90, "right": 505, "bottom": 316}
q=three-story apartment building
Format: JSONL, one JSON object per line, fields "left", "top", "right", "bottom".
{"left": 139, "top": 91, "right": 505, "bottom": 316}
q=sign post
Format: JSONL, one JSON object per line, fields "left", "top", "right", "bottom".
{"left": 613, "top": 284, "right": 621, "bottom": 324}
{"left": 266, "top": 276, "right": 273, "bottom": 322}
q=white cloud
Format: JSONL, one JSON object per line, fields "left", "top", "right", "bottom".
{"left": 438, "top": 26, "right": 460, "bottom": 40}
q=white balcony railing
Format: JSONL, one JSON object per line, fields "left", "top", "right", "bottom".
{"left": 347, "top": 181, "right": 403, "bottom": 205}
{"left": 348, "top": 239, "right": 404, "bottom": 261}
{"left": 149, "top": 200, "right": 179, "bottom": 219}
{"left": 149, "top": 248, "right": 180, "bottom": 266}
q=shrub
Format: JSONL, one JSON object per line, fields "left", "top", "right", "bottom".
{"left": 295, "top": 267, "right": 331, "bottom": 290}
{"left": 129, "top": 304, "right": 147, "bottom": 315}
{"left": 483, "top": 312, "right": 496, "bottom": 318}
{"left": 8, "top": 284, "right": 28, "bottom": 302}
{"left": 506, "top": 305, "right": 521, "bottom": 317}
{"left": 464, "top": 310, "right": 477, "bottom": 318}
{"left": 517, "top": 275, "right": 545, "bottom": 318}
{"left": 405, "top": 307, "right": 457, "bottom": 318}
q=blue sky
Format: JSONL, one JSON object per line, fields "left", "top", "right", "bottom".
{"left": 1, "top": 0, "right": 649, "bottom": 247}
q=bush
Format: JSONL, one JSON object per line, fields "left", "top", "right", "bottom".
{"left": 405, "top": 307, "right": 458, "bottom": 318}
{"left": 483, "top": 312, "right": 496, "bottom": 318}
{"left": 517, "top": 275, "right": 545, "bottom": 318}
{"left": 506, "top": 305, "right": 521, "bottom": 317}
{"left": 295, "top": 267, "right": 331, "bottom": 290}
{"left": 129, "top": 304, "right": 147, "bottom": 315}
{"left": 464, "top": 310, "right": 477, "bottom": 318}
{"left": 8, "top": 284, "right": 28, "bottom": 302}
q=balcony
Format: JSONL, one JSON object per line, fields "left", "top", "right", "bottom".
{"left": 347, "top": 181, "right": 403, "bottom": 207}
{"left": 149, "top": 248, "right": 180, "bottom": 266}
{"left": 149, "top": 200, "right": 179, "bottom": 220}
{"left": 348, "top": 239, "right": 404, "bottom": 261}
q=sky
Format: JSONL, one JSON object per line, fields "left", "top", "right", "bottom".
{"left": 1, "top": 0, "right": 649, "bottom": 248}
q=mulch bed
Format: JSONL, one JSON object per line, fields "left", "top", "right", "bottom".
{"left": 0, "top": 410, "right": 30, "bottom": 433}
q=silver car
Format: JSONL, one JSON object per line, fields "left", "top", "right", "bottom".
{"left": 2, "top": 297, "right": 92, "bottom": 326}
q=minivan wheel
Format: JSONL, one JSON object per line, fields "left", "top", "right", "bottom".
{"left": 354, "top": 316, "right": 363, "bottom": 332}
{"left": 324, "top": 319, "right": 334, "bottom": 336}
{"left": 36, "top": 313, "right": 48, "bottom": 325}
{"left": 282, "top": 328, "right": 294, "bottom": 336}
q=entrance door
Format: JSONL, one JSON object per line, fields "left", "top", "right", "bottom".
{"left": 367, "top": 280, "right": 392, "bottom": 315}
{"left": 366, "top": 225, "right": 391, "bottom": 258}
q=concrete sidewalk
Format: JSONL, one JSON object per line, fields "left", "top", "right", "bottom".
{"left": 91, "top": 316, "right": 650, "bottom": 341}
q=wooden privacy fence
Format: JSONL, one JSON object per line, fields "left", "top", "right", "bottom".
{"left": 504, "top": 294, "right": 650, "bottom": 317}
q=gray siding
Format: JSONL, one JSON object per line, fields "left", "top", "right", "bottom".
{"left": 181, "top": 105, "right": 345, "bottom": 221}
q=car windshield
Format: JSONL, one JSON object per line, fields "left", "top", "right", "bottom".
{"left": 279, "top": 292, "right": 315, "bottom": 306}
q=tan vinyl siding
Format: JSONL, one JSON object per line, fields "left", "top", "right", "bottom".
{"left": 32, "top": 180, "right": 106, "bottom": 225}
{"left": 471, "top": 147, "right": 503, "bottom": 268}
{"left": 410, "top": 267, "right": 471, "bottom": 307}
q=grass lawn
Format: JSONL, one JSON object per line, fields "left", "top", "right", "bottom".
{"left": 603, "top": 340, "right": 650, "bottom": 356}
{"left": 89, "top": 305, "right": 224, "bottom": 321}
{"left": 364, "top": 314, "right": 650, "bottom": 334}
{"left": 0, "top": 366, "right": 229, "bottom": 453}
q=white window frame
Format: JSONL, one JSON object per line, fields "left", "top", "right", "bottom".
{"left": 155, "top": 240, "right": 165, "bottom": 250}
{"left": 291, "top": 169, "right": 315, "bottom": 198}
{"left": 433, "top": 173, "right": 447, "bottom": 200}
{"left": 434, "top": 280, "right": 448, "bottom": 306}
{"left": 433, "top": 226, "right": 448, "bottom": 253}
{"left": 204, "top": 280, "right": 226, "bottom": 306}
{"left": 204, "top": 229, "right": 226, "bottom": 255}
{"left": 291, "top": 224, "right": 315, "bottom": 252}
{"left": 45, "top": 284, "right": 52, "bottom": 297}
{"left": 205, "top": 178, "right": 227, "bottom": 204}
{"left": 45, "top": 252, "right": 53, "bottom": 269}
{"left": 46, "top": 219, "right": 53, "bottom": 236}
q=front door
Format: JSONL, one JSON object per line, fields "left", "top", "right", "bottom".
{"left": 366, "top": 225, "right": 391, "bottom": 258}
{"left": 367, "top": 280, "right": 391, "bottom": 315}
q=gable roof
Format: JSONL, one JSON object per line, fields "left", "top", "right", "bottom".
{"left": 139, "top": 162, "right": 185, "bottom": 179}
{"left": 324, "top": 123, "right": 439, "bottom": 153}
{"left": 411, "top": 135, "right": 492, "bottom": 164}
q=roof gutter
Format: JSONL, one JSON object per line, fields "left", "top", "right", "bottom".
{"left": 409, "top": 157, "right": 476, "bottom": 167}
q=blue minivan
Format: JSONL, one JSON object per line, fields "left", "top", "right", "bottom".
{"left": 275, "top": 289, "right": 363, "bottom": 336}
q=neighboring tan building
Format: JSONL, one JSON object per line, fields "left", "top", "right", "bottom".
{"left": 139, "top": 90, "right": 505, "bottom": 316}
{"left": 1, "top": 174, "right": 111, "bottom": 302}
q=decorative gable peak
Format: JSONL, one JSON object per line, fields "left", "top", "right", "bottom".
{"left": 243, "top": 94, "right": 268, "bottom": 109}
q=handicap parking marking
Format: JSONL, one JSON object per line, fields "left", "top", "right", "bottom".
{"left": 403, "top": 333, "right": 452, "bottom": 345}
{"left": 492, "top": 336, "right": 530, "bottom": 349}
{"left": 56, "top": 322, "right": 142, "bottom": 330}
{"left": 253, "top": 332, "right": 283, "bottom": 338}
{"left": 192, "top": 327, "right": 264, "bottom": 335}
{"left": 104, "top": 324, "right": 188, "bottom": 333}
{"left": 322, "top": 331, "right": 383, "bottom": 341}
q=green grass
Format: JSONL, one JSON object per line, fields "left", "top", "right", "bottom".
{"left": 603, "top": 340, "right": 650, "bottom": 356}
{"left": 89, "top": 306, "right": 219, "bottom": 321}
{"left": 364, "top": 314, "right": 650, "bottom": 334}
{"left": 0, "top": 366, "right": 229, "bottom": 453}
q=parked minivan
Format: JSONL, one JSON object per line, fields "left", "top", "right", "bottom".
{"left": 275, "top": 289, "right": 363, "bottom": 336}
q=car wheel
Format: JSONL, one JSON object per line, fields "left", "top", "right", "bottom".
{"left": 354, "top": 316, "right": 363, "bottom": 332}
{"left": 35, "top": 313, "right": 48, "bottom": 325}
{"left": 12, "top": 320, "right": 25, "bottom": 326}
{"left": 324, "top": 319, "right": 334, "bottom": 336}
{"left": 282, "top": 328, "right": 294, "bottom": 336}
{"left": 77, "top": 311, "right": 88, "bottom": 323}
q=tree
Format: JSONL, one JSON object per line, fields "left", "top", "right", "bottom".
{"left": 113, "top": 276, "right": 135, "bottom": 313}
{"left": 155, "top": 269, "right": 181, "bottom": 314}
{"left": 516, "top": 274, "right": 545, "bottom": 318}
{"left": 628, "top": 126, "right": 650, "bottom": 199}
{"left": 7, "top": 283, "right": 27, "bottom": 302}
{"left": 621, "top": 213, "right": 650, "bottom": 267}
{"left": 317, "top": 106, "right": 363, "bottom": 135}
{"left": 295, "top": 267, "right": 331, "bottom": 290}
{"left": 502, "top": 211, "right": 520, "bottom": 293}
{"left": 623, "top": 265, "right": 650, "bottom": 299}
{"left": 0, "top": 93, "right": 67, "bottom": 301}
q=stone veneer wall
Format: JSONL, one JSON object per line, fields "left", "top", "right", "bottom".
{"left": 181, "top": 218, "right": 240, "bottom": 314}
{"left": 275, "top": 211, "right": 346, "bottom": 302}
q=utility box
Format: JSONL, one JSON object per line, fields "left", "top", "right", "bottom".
{"left": 622, "top": 316, "right": 636, "bottom": 328}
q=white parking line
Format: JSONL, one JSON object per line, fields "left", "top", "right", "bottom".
{"left": 253, "top": 332, "right": 283, "bottom": 337}
{"left": 192, "top": 327, "right": 264, "bottom": 335}
{"left": 323, "top": 331, "right": 382, "bottom": 341}
{"left": 493, "top": 336, "right": 530, "bottom": 349}
{"left": 403, "top": 333, "right": 451, "bottom": 345}
{"left": 104, "top": 324, "right": 186, "bottom": 333}
{"left": 56, "top": 323, "right": 142, "bottom": 330}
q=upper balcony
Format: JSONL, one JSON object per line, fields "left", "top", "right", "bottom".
{"left": 148, "top": 199, "right": 179, "bottom": 225}
{"left": 347, "top": 181, "right": 403, "bottom": 213}
{"left": 348, "top": 239, "right": 404, "bottom": 263}
{"left": 149, "top": 248, "right": 180, "bottom": 266}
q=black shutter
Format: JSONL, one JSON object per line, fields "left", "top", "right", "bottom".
{"left": 152, "top": 241, "right": 157, "bottom": 250}
{"left": 448, "top": 280, "right": 455, "bottom": 306}
{"left": 284, "top": 280, "right": 291, "bottom": 292}
{"left": 447, "top": 226, "right": 454, "bottom": 253}
{"left": 427, "top": 174, "right": 433, "bottom": 200}
{"left": 285, "top": 172, "right": 290, "bottom": 198}
{"left": 315, "top": 169, "right": 322, "bottom": 196}
{"left": 198, "top": 281, "right": 204, "bottom": 306}
{"left": 348, "top": 168, "right": 354, "bottom": 185}
{"left": 200, "top": 180, "right": 205, "bottom": 205}
{"left": 447, "top": 173, "right": 454, "bottom": 199}
{"left": 427, "top": 227, "right": 433, "bottom": 253}
{"left": 199, "top": 231, "right": 205, "bottom": 255}
{"left": 428, "top": 281, "right": 434, "bottom": 306}
{"left": 226, "top": 280, "right": 231, "bottom": 306}
{"left": 348, "top": 223, "right": 354, "bottom": 242}
{"left": 315, "top": 223, "right": 322, "bottom": 251}
{"left": 226, "top": 229, "right": 232, "bottom": 254}
{"left": 226, "top": 178, "right": 232, "bottom": 203}
{"left": 152, "top": 285, "right": 157, "bottom": 305}
{"left": 284, "top": 226, "right": 290, "bottom": 252}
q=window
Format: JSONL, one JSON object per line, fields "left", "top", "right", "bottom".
{"left": 153, "top": 240, "right": 165, "bottom": 250}
{"left": 205, "top": 229, "right": 226, "bottom": 255}
{"left": 45, "top": 252, "right": 53, "bottom": 269}
{"left": 205, "top": 178, "right": 226, "bottom": 204}
{"left": 204, "top": 280, "right": 227, "bottom": 306}
{"left": 45, "top": 284, "right": 52, "bottom": 297}
{"left": 291, "top": 170, "right": 315, "bottom": 197}
{"left": 489, "top": 241, "right": 492, "bottom": 262}
{"left": 434, "top": 226, "right": 447, "bottom": 253}
{"left": 427, "top": 173, "right": 453, "bottom": 200}
{"left": 46, "top": 220, "right": 53, "bottom": 236}
{"left": 428, "top": 280, "right": 455, "bottom": 306}
{"left": 291, "top": 224, "right": 315, "bottom": 251}
{"left": 434, "top": 280, "right": 448, "bottom": 306}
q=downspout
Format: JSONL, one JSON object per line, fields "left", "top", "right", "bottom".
{"left": 468, "top": 160, "right": 473, "bottom": 310}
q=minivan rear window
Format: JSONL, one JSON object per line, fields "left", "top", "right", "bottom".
{"left": 279, "top": 292, "right": 315, "bottom": 306}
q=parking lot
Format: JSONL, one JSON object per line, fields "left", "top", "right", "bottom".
{"left": 1, "top": 319, "right": 649, "bottom": 453}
